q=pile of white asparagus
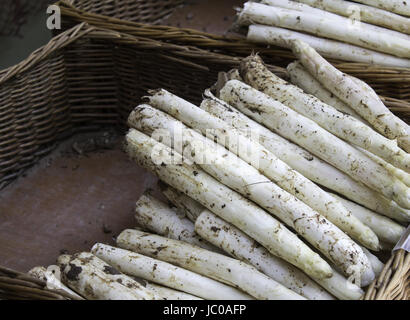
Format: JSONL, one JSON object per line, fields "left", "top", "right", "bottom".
{"left": 236, "top": 0, "right": 410, "bottom": 67}
{"left": 28, "top": 41, "right": 409, "bottom": 300}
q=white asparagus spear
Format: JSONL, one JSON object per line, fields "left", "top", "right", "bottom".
{"left": 291, "top": 39, "right": 410, "bottom": 140}
{"left": 295, "top": 0, "right": 410, "bottom": 34}
{"left": 330, "top": 193, "right": 406, "bottom": 245}
{"left": 237, "top": 2, "right": 410, "bottom": 58}
{"left": 241, "top": 54, "right": 410, "bottom": 172}
{"left": 357, "top": 146, "right": 410, "bottom": 187}
{"left": 125, "top": 129, "right": 333, "bottom": 279}
{"left": 57, "top": 254, "right": 154, "bottom": 300}
{"left": 76, "top": 255, "right": 201, "bottom": 300}
{"left": 117, "top": 229, "right": 306, "bottom": 300}
{"left": 359, "top": 247, "right": 384, "bottom": 277}
{"left": 167, "top": 190, "right": 363, "bottom": 299}
{"left": 287, "top": 61, "right": 364, "bottom": 119}
{"left": 143, "top": 91, "right": 379, "bottom": 250}
{"left": 261, "top": 0, "right": 410, "bottom": 40}
{"left": 91, "top": 243, "right": 250, "bottom": 300}
{"left": 129, "top": 104, "right": 376, "bottom": 274}
{"left": 247, "top": 25, "right": 410, "bottom": 67}
{"left": 219, "top": 79, "right": 410, "bottom": 209}
{"left": 73, "top": 252, "right": 164, "bottom": 300}
{"left": 353, "top": 0, "right": 410, "bottom": 17}
{"left": 135, "top": 191, "right": 217, "bottom": 251}
{"left": 200, "top": 91, "right": 410, "bottom": 223}
{"left": 348, "top": 73, "right": 410, "bottom": 136}
{"left": 159, "top": 182, "right": 204, "bottom": 223}
{"left": 290, "top": 59, "right": 410, "bottom": 148}
{"left": 141, "top": 281, "right": 203, "bottom": 300}
{"left": 186, "top": 195, "right": 364, "bottom": 299}
{"left": 28, "top": 266, "right": 84, "bottom": 300}
{"left": 195, "top": 210, "right": 365, "bottom": 300}
{"left": 128, "top": 102, "right": 378, "bottom": 250}
{"left": 289, "top": 59, "right": 410, "bottom": 184}
{"left": 191, "top": 138, "right": 375, "bottom": 281}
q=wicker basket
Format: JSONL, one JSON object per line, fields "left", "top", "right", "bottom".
{"left": 56, "top": 0, "right": 410, "bottom": 105}
{"left": 0, "top": 22, "right": 408, "bottom": 300}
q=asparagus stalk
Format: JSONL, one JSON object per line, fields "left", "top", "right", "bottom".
{"left": 162, "top": 187, "right": 323, "bottom": 297}
{"left": 218, "top": 79, "right": 410, "bottom": 209}
{"left": 261, "top": 0, "right": 410, "bottom": 40}
{"left": 143, "top": 91, "right": 379, "bottom": 251}
{"left": 28, "top": 266, "right": 84, "bottom": 300}
{"left": 200, "top": 90, "right": 409, "bottom": 223}
{"left": 57, "top": 254, "right": 156, "bottom": 300}
{"left": 294, "top": 0, "right": 410, "bottom": 34}
{"left": 237, "top": 2, "right": 410, "bottom": 58}
{"left": 354, "top": 0, "right": 410, "bottom": 17}
{"left": 290, "top": 60, "right": 410, "bottom": 145}
{"left": 129, "top": 104, "right": 376, "bottom": 277}
{"left": 357, "top": 146, "right": 410, "bottom": 187}
{"left": 141, "top": 281, "right": 203, "bottom": 300}
{"left": 359, "top": 247, "right": 384, "bottom": 277}
{"left": 330, "top": 193, "right": 406, "bottom": 244}
{"left": 291, "top": 40, "right": 410, "bottom": 140}
{"left": 73, "top": 252, "right": 165, "bottom": 299}
{"left": 125, "top": 129, "right": 333, "bottom": 280}
{"left": 292, "top": 61, "right": 410, "bottom": 146}
{"left": 165, "top": 189, "right": 362, "bottom": 298}
{"left": 159, "top": 182, "right": 204, "bottom": 223}
{"left": 287, "top": 61, "right": 364, "bottom": 120}
{"left": 247, "top": 25, "right": 410, "bottom": 67}
{"left": 135, "top": 191, "right": 217, "bottom": 251}
{"left": 240, "top": 54, "right": 410, "bottom": 172}
{"left": 91, "top": 243, "right": 249, "bottom": 300}
{"left": 77, "top": 252, "right": 198, "bottom": 300}
{"left": 117, "top": 229, "right": 306, "bottom": 300}
{"left": 196, "top": 210, "right": 366, "bottom": 300}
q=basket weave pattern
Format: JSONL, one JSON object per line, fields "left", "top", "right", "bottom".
{"left": 68, "top": 0, "right": 184, "bottom": 25}
{"left": 57, "top": 0, "right": 410, "bottom": 106}
{"left": 0, "top": 23, "right": 287, "bottom": 190}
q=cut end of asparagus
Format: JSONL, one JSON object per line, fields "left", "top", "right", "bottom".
{"left": 57, "top": 254, "right": 72, "bottom": 267}
{"left": 227, "top": 69, "right": 243, "bottom": 82}
{"left": 28, "top": 266, "right": 48, "bottom": 281}
{"left": 239, "top": 53, "right": 264, "bottom": 79}
{"left": 127, "top": 105, "right": 147, "bottom": 129}
{"left": 235, "top": 4, "right": 250, "bottom": 27}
